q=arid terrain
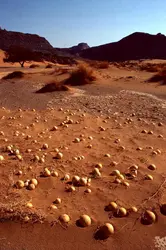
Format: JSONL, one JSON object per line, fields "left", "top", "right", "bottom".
{"left": 0, "top": 53, "right": 166, "bottom": 250}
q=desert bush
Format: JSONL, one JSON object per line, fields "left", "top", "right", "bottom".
{"left": 147, "top": 67, "right": 166, "bottom": 85}
{"left": 64, "top": 64, "right": 96, "bottom": 86}
{"left": 89, "top": 61, "right": 109, "bottom": 69}
{"left": 36, "top": 81, "right": 70, "bottom": 93}
{"left": 139, "top": 63, "right": 166, "bottom": 72}
{"left": 2, "top": 71, "right": 24, "bottom": 80}
{"left": 29, "top": 64, "right": 40, "bottom": 69}
{"left": 45, "top": 64, "right": 53, "bottom": 69}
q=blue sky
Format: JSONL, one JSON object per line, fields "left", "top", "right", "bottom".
{"left": 0, "top": 0, "right": 166, "bottom": 47}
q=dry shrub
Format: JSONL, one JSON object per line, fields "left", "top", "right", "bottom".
{"left": 2, "top": 71, "right": 24, "bottom": 80}
{"left": 64, "top": 64, "right": 96, "bottom": 86}
{"left": 90, "top": 61, "right": 110, "bottom": 69}
{"left": 29, "top": 64, "right": 40, "bottom": 69}
{"left": 36, "top": 81, "right": 70, "bottom": 93}
{"left": 148, "top": 67, "right": 166, "bottom": 85}
{"left": 0, "top": 204, "right": 45, "bottom": 223}
{"left": 45, "top": 64, "right": 53, "bottom": 69}
{"left": 139, "top": 63, "right": 166, "bottom": 72}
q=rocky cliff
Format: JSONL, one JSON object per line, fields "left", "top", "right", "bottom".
{"left": 0, "top": 28, "right": 53, "bottom": 52}
{"left": 80, "top": 32, "right": 166, "bottom": 61}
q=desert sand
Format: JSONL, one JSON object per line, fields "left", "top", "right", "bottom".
{"left": 0, "top": 58, "right": 165, "bottom": 250}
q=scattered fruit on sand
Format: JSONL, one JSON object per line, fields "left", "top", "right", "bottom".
{"left": 28, "top": 183, "right": 36, "bottom": 190}
{"left": 26, "top": 202, "right": 33, "bottom": 208}
{"left": 141, "top": 210, "right": 156, "bottom": 225}
{"left": 97, "top": 223, "right": 114, "bottom": 239}
{"left": 92, "top": 168, "right": 101, "bottom": 177}
{"left": 55, "top": 152, "right": 63, "bottom": 159}
{"left": 116, "top": 207, "right": 127, "bottom": 217}
{"left": 107, "top": 202, "right": 118, "bottom": 211}
{"left": 148, "top": 164, "right": 156, "bottom": 171}
{"left": 145, "top": 174, "right": 153, "bottom": 180}
{"left": 78, "top": 215, "right": 91, "bottom": 227}
{"left": 54, "top": 198, "right": 61, "bottom": 204}
{"left": 16, "top": 180, "right": 24, "bottom": 189}
{"left": 59, "top": 214, "right": 70, "bottom": 223}
{"left": 129, "top": 206, "right": 138, "bottom": 213}
{"left": 30, "top": 178, "right": 38, "bottom": 186}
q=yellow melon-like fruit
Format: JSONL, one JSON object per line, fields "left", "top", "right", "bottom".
{"left": 92, "top": 168, "right": 101, "bottom": 177}
{"left": 33, "top": 155, "right": 40, "bottom": 161}
{"left": 141, "top": 129, "right": 147, "bottom": 134}
{"left": 98, "top": 223, "right": 114, "bottom": 238}
{"left": 54, "top": 198, "right": 61, "bottom": 204}
{"left": 16, "top": 180, "right": 24, "bottom": 189}
{"left": 26, "top": 202, "right": 33, "bottom": 208}
{"left": 64, "top": 174, "right": 70, "bottom": 181}
{"left": 95, "top": 163, "right": 103, "bottom": 169}
{"left": 114, "top": 178, "right": 121, "bottom": 184}
{"left": 79, "top": 177, "right": 87, "bottom": 186}
{"left": 123, "top": 181, "right": 130, "bottom": 187}
{"left": 79, "top": 215, "right": 91, "bottom": 227}
{"left": 129, "top": 165, "right": 139, "bottom": 171}
{"left": 51, "top": 171, "right": 59, "bottom": 177}
{"left": 117, "top": 174, "right": 125, "bottom": 180}
{"left": 28, "top": 183, "right": 36, "bottom": 190}
{"left": 117, "top": 207, "right": 127, "bottom": 217}
{"left": 50, "top": 204, "right": 57, "bottom": 210}
{"left": 43, "top": 168, "right": 51, "bottom": 177}
{"left": 130, "top": 206, "right": 138, "bottom": 213}
{"left": 56, "top": 152, "right": 63, "bottom": 159}
{"left": 148, "top": 131, "right": 153, "bottom": 135}
{"left": 107, "top": 202, "right": 118, "bottom": 211}
{"left": 111, "top": 169, "right": 120, "bottom": 176}
{"left": 145, "top": 174, "right": 153, "bottom": 180}
{"left": 30, "top": 178, "right": 38, "bottom": 186}
{"left": 110, "top": 161, "right": 118, "bottom": 167}
{"left": 54, "top": 148, "right": 59, "bottom": 153}
{"left": 16, "top": 154, "right": 23, "bottom": 161}
{"left": 74, "top": 138, "right": 80, "bottom": 143}
{"left": 42, "top": 143, "right": 49, "bottom": 149}
{"left": 85, "top": 188, "right": 91, "bottom": 193}
{"left": 59, "top": 214, "right": 70, "bottom": 223}
{"left": 156, "top": 149, "right": 161, "bottom": 154}
{"left": 72, "top": 176, "right": 80, "bottom": 186}
{"left": 67, "top": 186, "right": 76, "bottom": 192}
{"left": 148, "top": 164, "right": 156, "bottom": 171}
{"left": 24, "top": 216, "right": 30, "bottom": 222}
{"left": 141, "top": 210, "right": 156, "bottom": 225}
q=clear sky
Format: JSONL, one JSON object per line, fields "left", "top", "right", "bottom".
{"left": 0, "top": 0, "right": 166, "bottom": 48}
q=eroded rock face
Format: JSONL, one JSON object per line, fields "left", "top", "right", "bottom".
{"left": 80, "top": 32, "right": 166, "bottom": 61}
{"left": 0, "top": 29, "right": 53, "bottom": 52}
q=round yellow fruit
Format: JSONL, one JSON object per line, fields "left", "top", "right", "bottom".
{"left": 16, "top": 180, "right": 24, "bottom": 189}
{"left": 28, "top": 183, "right": 36, "bottom": 190}
{"left": 98, "top": 223, "right": 114, "bottom": 238}
{"left": 30, "top": 178, "right": 38, "bottom": 186}
{"left": 79, "top": 215, "right": 91, "bottom": 227}
{"left": 59, "top": 214, "right": 70, "bottom": 223}
{"left": 107, "top": 202, "right": 118, "bottom": 211}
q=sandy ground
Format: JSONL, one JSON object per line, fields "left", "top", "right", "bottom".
{"left": 0, "top": 57, "right": 165, "bottom": 250}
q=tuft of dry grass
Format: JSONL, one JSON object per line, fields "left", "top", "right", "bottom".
{"left": 45, "top": 64, "right": 53, "bottom": 69}
{"left": 89, "top": 61, "right": 110, "bottom": 69}
{"left": 2, "top": 71, "right": 24, "bottom": 80}
{"left": 64, "top": 64, "right": 96, "bottom": 86}
{"left": 36, "top": 81, "right": 70, "bottom": 93}
{"left": 139, "top": 63, "right": 166, "bottom": 73}
{"left": 147, "top": 68, "right": 166, "bottom": 85}
{"left": 29, "top": 64, "right": 40, "bottom": 69}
